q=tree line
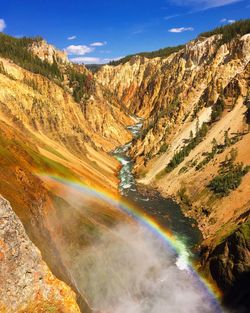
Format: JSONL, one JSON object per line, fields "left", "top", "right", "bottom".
{"left": 109, "top": 19, "right": 250, "bottom": 67}
{"left": 0, "top": 33, "right": 62, "bottom": 80}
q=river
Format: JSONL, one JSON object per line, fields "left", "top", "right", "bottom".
{"left": 113, "top": 118, "right": 202, "bottom": 251}
{"left": 70, "top": 119, "right": 222, "bottom": 313}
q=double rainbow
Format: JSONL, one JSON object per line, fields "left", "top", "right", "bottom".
{"left": 39, "top": 173, "right": 224, "bottom": 313}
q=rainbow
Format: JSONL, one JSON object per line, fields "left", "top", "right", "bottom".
{"left": 38, "top": 173, "right": 224, "bottom": 313}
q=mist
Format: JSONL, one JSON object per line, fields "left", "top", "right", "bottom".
{"left": 69, "top": 224, "right": 221, "bottom": 313}
{"left": 43, "top": 176, "right": 223, "bottom": 313}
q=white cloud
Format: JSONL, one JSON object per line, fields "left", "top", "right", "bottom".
{"left": 90, "top": 41, "right": 107, "bottom": 47}
{"left": 64, "top": 45, "right": 94, "bottom": 55}
{"left": 168, "top": 27, "right": 194, "bottom": 33}
{"left": 70, "top": 55, "right": 124, "bottom": 64}
{"left": 70, "top": 57, "right": 102, "bottom": 64}
{"left": 220, "top": 18, "right": 236, "bottom": 23}
{"left": 164, "top": 14, "right": 181, "bottom": 20}
{"left": 0, "top": 19, "right": 6, "bottom": 32}
{"left": 67, "top": 35, "right": 77, "bottom": 40}
{"left": 171, "top": 0, "right": 241, "bottom": 10}
{"left": 103, "top": 56, "right": 124, "bottom": 63}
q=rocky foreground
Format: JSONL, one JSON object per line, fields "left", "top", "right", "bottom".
{"left": 0, "top": 196, "right": 80, "bottom": 312}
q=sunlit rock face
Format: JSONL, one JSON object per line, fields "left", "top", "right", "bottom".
{"left": 29, "top": 39, "right": 69, "bottom": 64}
{"left": 0, "top": 196, "right": 80, "bottom": 313}
{"left": 96, "top": 34, "right": 250, "bottom": 165}
{"left": 96, "top": 32, "right": 250, "bottom": 308}
{"left": 0, "top": 37, "right": 133, "bottom": 312}
{"left": 96, "top": 34, "right": 250, "bottom": 243}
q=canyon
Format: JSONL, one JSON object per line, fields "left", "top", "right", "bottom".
{"left": 0, "top": 21, "right": 249, "bottom": 312}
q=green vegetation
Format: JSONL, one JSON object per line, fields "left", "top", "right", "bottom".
{"left": 109, "top": 45, "right": 184, "bottom": 66}
{"left": 159, "top": 143, "right": 169, "bottom": 154}
{"left": 199, "top": 19, "right": 250, "bottom": 43}
{"left": 86, "top": 64, "right": 103, "bottom": 73}
{"left": 164, "top": 122, "right": 209, "bottom": 173}
{"left": 43, "top": 145, "right": 68, "bottom": 161}
{"left": 208, "top": 148, "right": 249, "bottom": 197}
{"left": 240, "top": 221, "right": 250, "bottom": 239}
{"left": 0, "top": 33, "right": 94, "bottom": 104}
{"left": 210, "top": 97, "right": 225, "bottom": 123}
{"left": 0, "top": 33, "right": 62, "bottom": 80}
{"left": 179, "top": 166, "right": 188, "bottom": 174}
{"left": 196, "top": 131, "right": 243, "bottom": 170}
{"left": 0, "top": 60, "right": 16, "bottom": 80}
{"left": 67, "top": 68, "right": 93, "bottom": 103}
{"left": 177, "top": 186, "right": 191, "bottom": 207}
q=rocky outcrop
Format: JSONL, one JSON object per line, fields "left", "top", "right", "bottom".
{"left": 30, "top": 39, "right": 69, "bottom": 64}
{"left": 0, "top": 196, "right": 80, "bottom": 312}
{"left": 206, "top": 222, "right": 250, "bottom": 312}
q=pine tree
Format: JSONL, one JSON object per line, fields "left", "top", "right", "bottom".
{"left": 224, "top": 130, "right": 231, "bottom": 147}
{"left": 212, "top": 138, "right": 218, "bottom": 153}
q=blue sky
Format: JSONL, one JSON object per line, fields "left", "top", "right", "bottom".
{"left": 1, "top": 0, "right": 250, "bottom": 64}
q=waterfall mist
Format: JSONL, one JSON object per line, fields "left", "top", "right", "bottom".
{"left": 70, "top": 224, "right": 221, "bottom": 313}
{"left": 43, "top": 176, "right": 224, "bottom": 313}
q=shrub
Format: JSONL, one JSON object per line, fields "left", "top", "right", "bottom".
{"left": 208, "top": 152, "right": 249, "bottom": 197}
{"left": 177, "top": 186, "right": 191, "bottom": 206}
{"left": 165, "top": 123, "right": 209, "bottom": 173}
{"left": 211, "top": 98, "right": 225, "bottom": 122}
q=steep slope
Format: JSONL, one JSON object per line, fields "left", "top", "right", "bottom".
{"left": 96, "top": 31, "right": 250, "bottom": 241}
{"left": 0, "top": 36, "right": 134, "bottom": 311}
{"left": 96, "top": 23, "right": 250, "bottom": 306}
{"left": 0, "top": 196, "right": 80, "bottom": 313}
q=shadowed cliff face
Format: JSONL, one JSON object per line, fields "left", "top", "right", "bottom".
{"left": 207, "top": 222, "right": 250, "bottom": 313}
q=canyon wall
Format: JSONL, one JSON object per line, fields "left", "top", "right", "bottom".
{"left": 0, "top": 39, "right": 133, "bottom": 311}
{"left": 96, "top": 32, "right": 250, "bottom": 301}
